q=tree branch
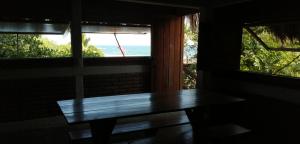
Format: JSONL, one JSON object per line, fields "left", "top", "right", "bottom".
{"left": 273, "top": 54, "right": 300, "bottom": 74}
{"left": 244, "top": 26, "right": 300, "bottom": 52}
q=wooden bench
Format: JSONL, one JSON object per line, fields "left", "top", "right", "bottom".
{"left": 151, "top": 123, "right": 251, "bottom": 144}
{"left": 68, "top": 113, "right": 251, "bottom": 144}
{"left": 68, "top": 111, "right": 190, "bottom": 143}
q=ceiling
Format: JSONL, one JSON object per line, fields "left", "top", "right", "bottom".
{"left": 2, "top": 0, "right": 299, "bottom": 25}
{"left": 0, "top": 0, "right": 254, "bottom": 23}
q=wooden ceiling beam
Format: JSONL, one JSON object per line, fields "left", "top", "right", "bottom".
{"left": 213, "top": 0, "right": 252, "bottom": 8}
{"left": 115, "top": 0, "right": 205, "bottom": 10}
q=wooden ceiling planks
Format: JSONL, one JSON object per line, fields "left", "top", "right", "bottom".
{"left": 0, "top": 0, "right": 200, "bottom": 24}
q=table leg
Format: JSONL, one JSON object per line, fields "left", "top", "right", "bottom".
{"left": 185, "top": 108, "right": 209, "bottom": 143}
{"left": 90, "top": 118, "right": 117, "bottom": 144}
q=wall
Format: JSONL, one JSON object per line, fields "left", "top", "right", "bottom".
{"left": 204, "top": 71, "right": 300, "bottom": 143}
{"left": 198, "top": 3, "right": 300, "bottom": 143}
{"left": 0, "top": 57, "right": 151, "bottom": 122}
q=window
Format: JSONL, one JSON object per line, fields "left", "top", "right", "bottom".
{"left": 81, "top": 25, "right": 151, "bottom": 57}
{"left": 0, "top": 22, "right": 71, "bottom": 59}
{"left": 183, "top": 14, "right": 199, "bottom": 89}
{"left": 240, "top": 23, "right": 300, "bottom": 78}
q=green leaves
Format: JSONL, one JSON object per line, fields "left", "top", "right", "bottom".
{"left": 240, "top": 26, "right": 300, "bottom": 77}
{"left": 0, "top": 33, "right": 104, "bottom": 59}
{"left": 183, "top": 24, "right": 198, "bottom": 89}
{"left": 82, "top": 34, "right": 104, "bottom": 57}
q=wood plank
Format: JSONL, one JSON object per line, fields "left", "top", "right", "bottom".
{"left": 57, "top": 93, "right": 150, "bottom": 106}
{"left": 57, "top": 89, "right": 245, "bottom": 124}
{"left": 208, "top": 123, "right": 251, "bottom": 138}
{"left": 173, "top": 16, "right": 184, "bottom": 90}
{"left": 151, "top": 16, "right": 184, "bottom": 91}
{"left": 115, "top": 0, "right": 204, "bottom": 9}
{"left": 154, "top": 123, "right": 250, "bottom": 144}
{"left": 169, "top": 17, "right": 175, "bottom": 90}
{"left": 152, "top": 21, "right": 165, "bottom": 92}
{"left": 156, "top": 22, "right": 164, "bottom": 92}
{"left": 59, "top": 89, "right": 197, "bottom": 107}
{"left": 60, "top": 94, "right": 200, "bottom": 114}
{"left": 58, "top": 89, "right": 210, "bottom": 110}
{"left": 163, "top": 18, "right": 170, "bottom": 90}
{"left": 173, "top": 17, "right": 179, "bottom": 90}
{"left": 179, "top": 17, "right": 184, "bottom": 89}
{"left": 69, "top": 111, "right": 190, "bottom": 140}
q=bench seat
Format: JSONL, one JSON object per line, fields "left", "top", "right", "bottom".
{"left": 69, "top": 111, "right": 190, "bottom": 141}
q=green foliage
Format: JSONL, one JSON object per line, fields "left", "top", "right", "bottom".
{"left": 83, "top": 45, "right": 104, "bottom": 57}
{"left": 0, "top": 34, "right": 55, "bottom": 58}
{"left": 183, "top": 24, "right": 198, "bottom": 89}
{"left": 184, "top": 25, "right": 198, "bottom": 64}
{"left": 240, "top": 26, "right": 300, "bottom": 77}
{"left": 183, "top": 64, "right": 197, "bottom": 89}
{"left": 0, "top": 33, "right": 104, "bottom": 58}
{"left": 82, "top": 34, "right": 104, "bottom": 57}
{"left": 40, "top": 37, "right": 72, "bottom": 57}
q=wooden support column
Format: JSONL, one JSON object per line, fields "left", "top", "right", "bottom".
{"left": 90, "top": 119, "right": 117, "bottom": 144}
{"left": 197, "top": 6, "right": 243, "bottom": 92}
{"left": 197, "top": 8, "right": 212, "bottom": 90}
{"left": 185, "top": 108, "right": 209, "bottom": 143}
{"left": 71, "top": 0, "right": 84, "bottom": 99}
{"left": 152, "top": 16, "right": 184, "bottom": 92}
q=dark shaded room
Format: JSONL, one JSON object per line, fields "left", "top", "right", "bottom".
{"left": 1, "top": 0, "right": 300, "bottom": 144}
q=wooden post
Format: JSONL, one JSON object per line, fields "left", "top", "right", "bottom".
{"left": 196, "top": 8, "right": 212, "bottom": 90}
{"left": 71, "top": 0, "right": 84, "bottom": 99}
{"left": 152, "top": 16, "right": 184, "bottom": 92}
{"left": 185, "top": 108, "right": 209, "bottom": 143}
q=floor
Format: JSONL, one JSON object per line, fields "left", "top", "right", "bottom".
{"left": 0, "top": 110, "right": 252, "bottom": 144}
{"left": 0, "top": 123, "right": 254, "bottom": 144}
{"left": 0, "top": 124, "right": 193, "bottom": 144}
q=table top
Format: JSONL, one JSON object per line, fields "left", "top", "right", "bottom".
{"left": 57, "top": 89, "right": 245, "bottom": 124}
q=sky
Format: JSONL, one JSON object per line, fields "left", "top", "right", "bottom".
{"left": 87, "top": 33, "right": 151, "bottom": 46}
{"left": 42, "top": 33, "right": 151, "bottom": 46}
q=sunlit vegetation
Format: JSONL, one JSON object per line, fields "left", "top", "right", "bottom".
{"left": 183, "top": 21, "right": 198, "bottom": 89}
{"left": 240, "top": 26, "right": 300, "bottom": 77}
{"left": 0, "top": 34, "right": 104, "bottom": 58}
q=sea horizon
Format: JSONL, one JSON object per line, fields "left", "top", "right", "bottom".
{"left": 96, "top": 45, "right": 151, "bottom": 57}
{"left": 96, "top": 45, "right": 197, "bottom": 59}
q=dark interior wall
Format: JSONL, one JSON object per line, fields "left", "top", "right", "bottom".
{"left": 206, "top": 71, "right": 300, "bottom": 143}
{"left": 242, "top": 0, "right": 300, "bottom": 25}
{"left": 84, "top": 72, "right": 151, "bottom": 97}
{"left": 0, "top": 77, "right": 75, "bottom": 122}
{"left": 84, "top": 58, "right": 151, "bottom": 97}
{"left": 198, "top": 5, "right": 243, "bottom": 71}
{"left": 198, "top": 2, "right": 300, "bottom": 143}
{"left": 0, "top": 58, "right": 151, "bottom": 122}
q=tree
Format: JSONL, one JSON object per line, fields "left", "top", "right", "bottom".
{"left": 0, "top": 34, "right": 55, "bottom": 58}
{"left": 82, "top": 34, "right": 104, "bottom": 57}
{"left": 0, "top": 33, "right": 104, "bottom": 58}
{"left": 240, "top": 26, "right": 300, "bottom": 77}
{"left": 183, "top": 15, "right": 199, "bottom": 89}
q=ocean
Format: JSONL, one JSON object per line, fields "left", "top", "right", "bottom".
{"left": 96, "top": 45, "right": 151, "bottom": 57}
{"left": 96, "top": 45, "right": 198, "bottom": 59}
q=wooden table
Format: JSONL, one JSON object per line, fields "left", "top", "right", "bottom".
{"left": 57, "top": 89, "right": 244, "bottom": 143}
